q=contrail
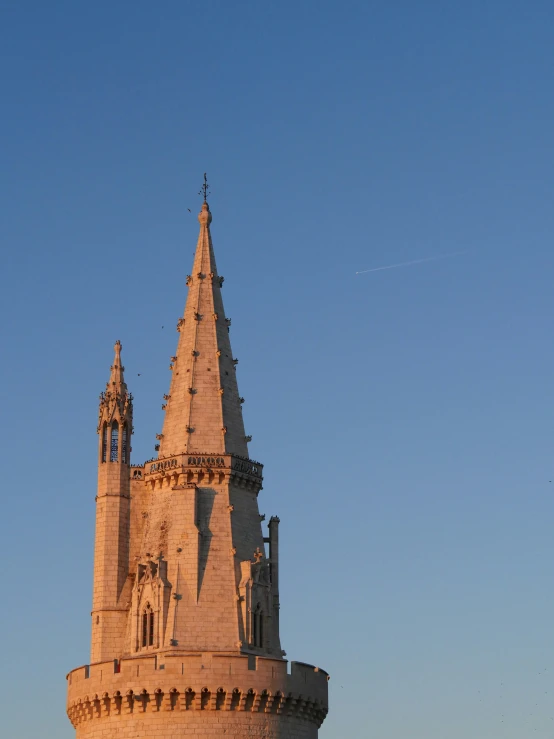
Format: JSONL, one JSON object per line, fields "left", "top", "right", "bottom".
{"left": 356, "top": 250, "right": 466, "bottom": 275}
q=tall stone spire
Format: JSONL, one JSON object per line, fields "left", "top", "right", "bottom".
{"left": 66, "top": 185, "right": 329, "bottom": 738}
{"left": 158, "top": 200, "right": 248, "bottom": 458}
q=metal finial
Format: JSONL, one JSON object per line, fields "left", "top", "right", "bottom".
{"left": 199, "top": 172, "right": 210, "bottom": 203}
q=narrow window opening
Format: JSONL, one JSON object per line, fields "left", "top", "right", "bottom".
{"left": 142, "top": 603, "right": 154, "bottom": 649}
{"left": 259, "top": 612, "right": 264, "bottom": 648}
{"left": 122, "top": 423, "right": 128, "bottom": 464}
{"left": 149, "top": 609, "right": 155, "bottom": 646}
{"left": 110, "top": 421, "right": 119, "bottom": 462}
{"left": 252, "top": 603, "right": 263, "bottom": 648}
{"left": 142, "top": 610, "right": 148, "bottom": 647}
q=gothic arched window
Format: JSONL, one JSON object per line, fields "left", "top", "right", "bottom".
{"left": 142, "top": 603, "right": 154, "bottom": 648}
{"left": 110, "top": 421, "right": 119, "bottom": 462}
{"left": 101, "top": 423, "right": 108, "bottom": 463}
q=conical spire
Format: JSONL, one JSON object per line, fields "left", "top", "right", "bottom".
{"left": 158, "top": 200, "right": 248, "bottom": 458}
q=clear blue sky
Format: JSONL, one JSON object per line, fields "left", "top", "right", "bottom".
{"left": 2, "top": 1, "right": 554, "bottom": 737}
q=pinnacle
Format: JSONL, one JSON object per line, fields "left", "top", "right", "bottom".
{"left": 158, "top": 203, "right": 249, "bottom": 458}
{"left": 108, "top": 340, "right": 127, "bottom": 392}
{"left": 97, "top": 340, "right": 133, "bottom": 447}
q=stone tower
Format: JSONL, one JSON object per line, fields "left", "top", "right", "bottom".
{"left": 66, "top": 195, "right": 329, "bottom": 738}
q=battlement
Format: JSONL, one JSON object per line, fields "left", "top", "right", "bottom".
{"left": 67, "top": 653, "right": 328, "bottom": 731}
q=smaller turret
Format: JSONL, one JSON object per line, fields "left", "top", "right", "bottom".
{"left": 91, "top": 341, "right": 133, "bottom": 663}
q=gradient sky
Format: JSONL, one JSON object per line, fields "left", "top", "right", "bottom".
{"left": 2, "top": 1, "right": 554, "bottom": 737}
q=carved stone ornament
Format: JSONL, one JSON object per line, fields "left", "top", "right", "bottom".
{"left": 245, "top": 435, "right": 252, "bottom": 442}
{"left": 212, "top": 312, "right": 219, "bottom": 321}
{"left": 253, "top": 547, "right": 263, "bottom": 563}
{"left": 186, "top": 275, "right": 193, "bottom": 286}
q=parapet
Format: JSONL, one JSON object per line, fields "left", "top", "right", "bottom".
{"left": 67, "top": 652, "right": 328, "bottom": 730}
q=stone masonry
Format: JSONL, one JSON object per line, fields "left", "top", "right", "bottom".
{"left": 66, "top": 196, "right": 329, "bottom": 737}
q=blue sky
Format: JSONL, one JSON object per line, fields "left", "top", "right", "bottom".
{"left": 2, "top": 1, "right": 554, "bottom": 737}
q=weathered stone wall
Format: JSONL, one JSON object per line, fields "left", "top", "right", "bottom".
{"left": 72, "top": 712, "right": 318, "bottom": 738}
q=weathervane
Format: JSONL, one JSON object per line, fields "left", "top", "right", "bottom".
{"left": 199, "top": 172, "right": 211, "bottom": 203}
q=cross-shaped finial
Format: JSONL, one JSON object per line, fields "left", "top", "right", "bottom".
{"left": 253, "top": 547, "right": 263, "bottom": 563}
{"left": 199, "top": 172, "right": 210, "bottom": 203}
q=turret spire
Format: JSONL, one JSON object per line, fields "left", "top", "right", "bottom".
{"left": 97, "top": 340, "right": 132, "bottom": 465}
{"left": 108, "top": 339, "right": 126, "bottom": 390}
{"left": 158, "top": 196, "right": 248, "bottom": 457}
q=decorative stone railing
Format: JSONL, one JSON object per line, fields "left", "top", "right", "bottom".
{"left": 140, "top": 452, "right": 264, "bottom": 491}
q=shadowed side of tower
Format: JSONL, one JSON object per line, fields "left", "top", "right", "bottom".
{"left": 66, "top": 191, "right": 329, "bottom": 738}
